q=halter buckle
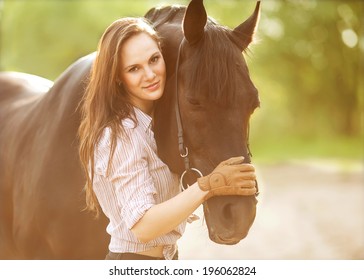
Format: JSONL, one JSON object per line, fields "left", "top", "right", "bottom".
{"left": 180, "top": 146, "right": 189, "bottom": 158}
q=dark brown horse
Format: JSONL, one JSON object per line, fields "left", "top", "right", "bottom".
{"left": 0, "top": 0, "right": 260, "bottom": 259}
{"left": 147, "top": 0, "right": 260, "bottom": 244}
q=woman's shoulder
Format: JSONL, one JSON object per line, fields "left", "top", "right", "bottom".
{"left": 97, "top": 120, "right": 144, "bottom": 149}
{"left": 98, "top": 127, "right": 112, "bottom": 147}
{"left": 122, "top": 117, "right": 137, "bottom": 130}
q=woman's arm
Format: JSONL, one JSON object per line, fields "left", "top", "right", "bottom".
{"left": 131, "top": 157, "right": 257, "bottom": 243}
{"left": 103, "top": 125, "right": 255, "bottom": 243}
{"left": 131, "top": 182, "right": 207, "bottom": 243}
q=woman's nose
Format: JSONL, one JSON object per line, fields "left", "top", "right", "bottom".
{"left": 144, "top": 67, "right": 156, "bottom": 80}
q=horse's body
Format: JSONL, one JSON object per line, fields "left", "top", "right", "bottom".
{"left": 0, "top": 56, "right": 109, "bottom": 259}
{"left": 0, "top": 0, "right": 260, "bottom": 259}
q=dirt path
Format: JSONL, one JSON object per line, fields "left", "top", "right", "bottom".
{"left": 178, "top": 160, "right": 364, "bottom": 259}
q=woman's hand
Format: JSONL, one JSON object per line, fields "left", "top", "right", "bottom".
{"left": 197, "top": 156, "right": 257, "bottom": 199}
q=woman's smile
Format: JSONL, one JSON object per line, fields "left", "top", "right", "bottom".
{"left": 143, "top": 81, "right": 160, "bottom": 92}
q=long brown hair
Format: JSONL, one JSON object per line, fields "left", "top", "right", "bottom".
{"left": 78, "top": 18, "right": 161, "bottom": 217}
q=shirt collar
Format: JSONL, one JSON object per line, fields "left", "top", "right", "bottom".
{"left": 133, "top": 107, "right": 153, "bottom": 132}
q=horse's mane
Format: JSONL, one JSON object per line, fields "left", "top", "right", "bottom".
{"left": 145, "top": 5, "right": 185, "bottom": 29}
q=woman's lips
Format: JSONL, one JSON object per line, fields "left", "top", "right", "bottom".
{"left": 143, "top": 81, "right": 160, "bottom": 91}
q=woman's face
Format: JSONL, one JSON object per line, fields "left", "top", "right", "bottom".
{"left": 119, "top": 32, "right": 166, "bottom": 115}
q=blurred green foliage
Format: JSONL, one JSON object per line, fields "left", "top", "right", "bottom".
{"left": 0, "top": 0, "right": 363, "bottom": 162}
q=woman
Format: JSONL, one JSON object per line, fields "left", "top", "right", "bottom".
{"left": 78, "top": 18, "right": 257, "bottom": 260}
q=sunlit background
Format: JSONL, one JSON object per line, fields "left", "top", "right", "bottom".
{"left": 0, "top": 0, "right": 363, "bottom": 259}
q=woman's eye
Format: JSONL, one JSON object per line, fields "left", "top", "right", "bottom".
{"left": 151, "top": 56, "right": 160, "bottom": 63}
{"left": 128, "top": 66, "right": 139, "bottom": 73}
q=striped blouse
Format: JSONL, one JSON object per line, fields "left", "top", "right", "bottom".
{"left": 92, "top": 107, "right": 186, "bottom": 260}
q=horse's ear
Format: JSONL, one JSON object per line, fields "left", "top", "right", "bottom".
{"left": 183, "top": 0, "right": 207, "bottom": 45}
{"left": 232, "top": 1, "right": 261, "bottom": 51}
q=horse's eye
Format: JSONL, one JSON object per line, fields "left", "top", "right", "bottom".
{"left": 188, "top": 99, "right": 202, "bottom": 107}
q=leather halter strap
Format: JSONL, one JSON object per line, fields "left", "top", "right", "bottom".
{"left": 174, "top": 39, "right": 203, "bottom": 190}
{"left": 174, "top": 39, "right": 189, "bottom": 167}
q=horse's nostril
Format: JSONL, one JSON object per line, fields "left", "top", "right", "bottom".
{"left": 223, "top": 204, "right": 233, "bottom": 220}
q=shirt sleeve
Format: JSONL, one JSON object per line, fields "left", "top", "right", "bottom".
{"left": 95, "top": 127, "right": 157, "bottom": 230}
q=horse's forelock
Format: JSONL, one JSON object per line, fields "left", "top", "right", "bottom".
{"left": 183, "top": 22, "right": 251, "bottom": 107}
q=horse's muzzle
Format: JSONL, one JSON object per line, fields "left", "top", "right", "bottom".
{"left": 203, "top": 195, "right": 257, "bottom": 245}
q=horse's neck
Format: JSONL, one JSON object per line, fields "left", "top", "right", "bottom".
{"left": 152, "top": 24, "right": 185, "bottom": 173}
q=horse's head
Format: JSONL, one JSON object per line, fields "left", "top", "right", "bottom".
{"left": 152, "top": 0, "right": 261, "bottom": 244}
